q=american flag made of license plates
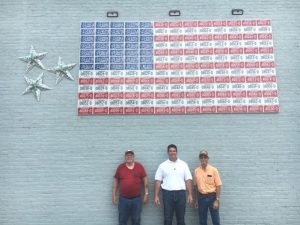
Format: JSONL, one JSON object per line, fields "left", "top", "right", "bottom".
{"left": 78, "top": 20, "right": 279, "bottom": 115}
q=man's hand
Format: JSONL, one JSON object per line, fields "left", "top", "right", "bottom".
{"left": 154, "top": 195, "right": 160, "bottom": 206}
{"left": 213, "top": 200, "right": 219, "bottom": 209}
{"left": 143, "top": 194, "right": 149, "bottom": 204}
{"left": 112, "top": 195, "right": 117, "bottom": 205}
{"left": 194, "top": 201, "right": 198, "bottom": 209}
{"left": 187, "top": 194, "right": 193, "bottom": 204}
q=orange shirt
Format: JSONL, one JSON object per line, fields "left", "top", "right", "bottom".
{"left": 194, "top": 164, "right": 222, "bottom": 194}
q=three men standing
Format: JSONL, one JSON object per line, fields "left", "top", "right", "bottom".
{"left": 112, "top": 147, "right": 222, "bottom": 225}
{"left": 112, "top": 150, "right": 149, "bottom": 225}
{"left": 154, "top": 144, "right": 193, "bottom": 225}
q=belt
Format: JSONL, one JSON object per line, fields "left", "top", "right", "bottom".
{"left": 162, "top": 189, "right": 186, "bottom": 192}
{"left": 120, "top": 195, "right": 140, "bottom": 199}
{"left": 199, "top": 192, "right": 216, "bottom": 197}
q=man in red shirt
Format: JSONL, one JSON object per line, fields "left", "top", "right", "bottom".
{"left": 112, "top": 150, "right": 149, "bottom": 225}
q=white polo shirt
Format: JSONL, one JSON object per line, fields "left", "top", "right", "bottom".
{"left": 155, "top": 158, "right": 192, "bottom": 191}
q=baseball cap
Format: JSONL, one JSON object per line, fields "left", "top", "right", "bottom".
{"left": 199, "top": 149, "right": 208, "bottom": 158}
{"left": 125, "top": 149, "right": 134, "bottom": 155}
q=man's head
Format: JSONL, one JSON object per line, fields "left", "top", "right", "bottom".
{"left": 199, "top": 149, "right": 209, "bottom": 168}
{"left": 125, "top": 149, "right": 135, "bottom": 164}
{"left": 167, "top": 144, "right": 177, "bottom": 161}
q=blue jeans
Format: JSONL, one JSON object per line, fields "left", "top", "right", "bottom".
{"left": 118, "top": 195, "right": 142, "bottom": 225}
{"left": 198, "top": 193, "right": 220, "bottom": 225}
{"left": 162, "top": 189, "right": 186, "bottom": 225}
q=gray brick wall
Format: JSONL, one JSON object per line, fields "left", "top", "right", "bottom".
{"left": 0, "top": 0, "right": 299, "bottom": 224}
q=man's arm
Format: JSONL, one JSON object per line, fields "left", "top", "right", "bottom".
{"left": 213, "top": 185, "right": 221, "bottom": 209}
{"left": 142, "top": 176, "right": 149, "bottom": 204}
{"left": 154, "top": 180, "right": 161, "bottom": 206}
{"left": 185, "top": 179, "right": 193, "bottom": 204}
{"left": 112, "top": 178, "right": 119, "bottom": 205}
{"left": 194, "top": 183, "right": 199, "bottom": 208}
{"left": 216, "top": 185, "right": 221, "bottom": 199}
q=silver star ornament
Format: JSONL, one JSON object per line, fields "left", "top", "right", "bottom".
{"left": 22, "top": 73, "right": 52, "bottom": 101}
{"left": 18, "top": 45, "right": 47, "bottom": 73}
{"left": 48, "top": 56, "right": 76, "bottom": 84}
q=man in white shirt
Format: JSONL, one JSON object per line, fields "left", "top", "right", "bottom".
{"left": 154, "top": 144, "right": 193, "bottom": 225}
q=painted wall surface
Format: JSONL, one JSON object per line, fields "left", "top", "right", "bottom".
{"left": 0, "top": 0, "right": 299, "bottom": 224}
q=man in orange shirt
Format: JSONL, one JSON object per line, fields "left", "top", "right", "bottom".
{"left": 194, "top": 150, "right": 222, "bottom": 225}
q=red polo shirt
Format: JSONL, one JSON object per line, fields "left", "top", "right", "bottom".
{"left": 114, "top": 162, "right": 147, "bottom": 198}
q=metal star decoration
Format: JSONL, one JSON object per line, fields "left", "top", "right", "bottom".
{"left": 22, "top": 73, "right": 52, "bottom": 101}
{"left": 18, "top": 45, "right": 47, "bottom": 73}
{"left": 47, "top": 56, "right": 76, "bottom": 84}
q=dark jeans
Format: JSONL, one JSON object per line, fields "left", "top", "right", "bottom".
{"left": 118, "top": 195, "right": 142, "bottom": 225}
{"left": 198, "top": 193, "right": 220, "bottom": 225}
{"left": 162, "top": 189, "right": 186, "bottom": 225}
